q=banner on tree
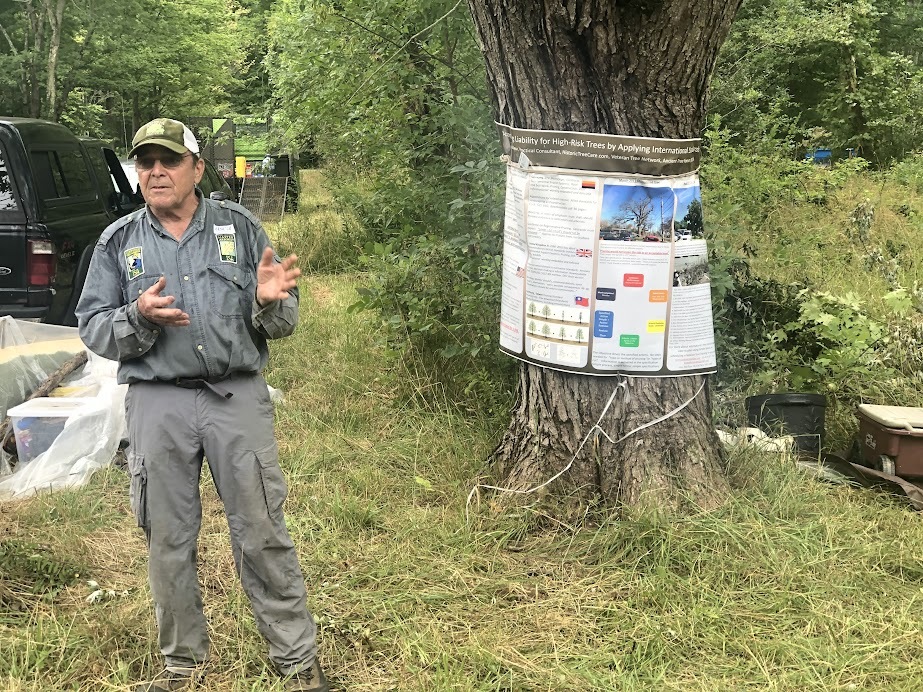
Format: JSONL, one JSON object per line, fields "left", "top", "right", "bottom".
{"left": 497, "top": 124, "right": 716, "bottom": 377}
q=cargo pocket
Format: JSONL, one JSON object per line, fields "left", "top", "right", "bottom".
{"left": 127, "top": 451, "right": 148, "bottom": 529}
{"left": 255, "top": 441, "right": 287, "bottom": 516}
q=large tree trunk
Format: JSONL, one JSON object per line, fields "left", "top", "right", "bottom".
{"left": 468, "top": 0, "right": 742, "bottom": 514}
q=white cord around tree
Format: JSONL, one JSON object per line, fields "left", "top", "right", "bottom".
{"left": 465, "top": 378, "right": 707, "bottom": 522}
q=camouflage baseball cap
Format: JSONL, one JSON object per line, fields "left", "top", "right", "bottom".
{"left": 128, "top": 118, "right": 200, "bottom": 158}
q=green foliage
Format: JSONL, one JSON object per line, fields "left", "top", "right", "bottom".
{"left": 705, "top": 129, "right": 923, "bottom": 446}
{"left": 711, "top": 0, "right": 923, "bottom": 164}
{"left": 270, "top": 170, "right": 366, "bottom": 273}
{"left": 757, "top": 291, "right": 895, "bottom": 395}
{"left": 0, "top": 0, "right": 250, "bottom": 149}
{"left": 266, "top": 0, "right": 513, "bottom": 403}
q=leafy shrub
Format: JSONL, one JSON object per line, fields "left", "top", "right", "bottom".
{"left": 347, "top": 156, "right": 517, "bottom": 411}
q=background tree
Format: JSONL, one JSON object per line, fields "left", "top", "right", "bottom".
{"left": 619, "top": 197, "right": 654, "bottom": 234}
{"left": 467, "top": 0, "right": 741, "bottom": 513}
{"left": 265, "top": 0, "right": 511, "bottom": 398}
{"left": 683, "top": 198, "right": 704, "bottom": 237}
{"left": 710, "top": 0, "right": 923, "bottom": 163}
{"left": 0, "top": 0, "right": 246, "bottom": 148}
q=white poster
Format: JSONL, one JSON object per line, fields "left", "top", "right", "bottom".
{"left": 499, "top": 166, "right": 528, "bottom": 354}
{"left": 498, "top": 125, "right": 716, "bottom": 377}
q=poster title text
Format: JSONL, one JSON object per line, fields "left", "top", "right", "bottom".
{"left": 510, "top": 135, "right": 700, "bottom": 155}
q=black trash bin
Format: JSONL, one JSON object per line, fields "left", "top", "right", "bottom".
{"left": 746, "top": 393, "right": 827, "bottom": 454}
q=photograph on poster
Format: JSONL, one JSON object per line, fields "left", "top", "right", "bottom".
{"left": 599, "top": 183, "right": 675, "bottom": 243}
{"left": 672, "top": 185, "right": 703, "bottom": 241}
{"left": 672, "top": 241, "right": 709, "bottom": 287}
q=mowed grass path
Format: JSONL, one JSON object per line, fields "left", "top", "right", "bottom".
{"left": 3, "top": 174, "right": 923, "bottom": 690}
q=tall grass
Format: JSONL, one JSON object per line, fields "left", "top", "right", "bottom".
{"left": 3, "top": 172, "right": 923, "bottom": 690}
{"left": 272, "top": 170, "right": 368, "bottom": 273}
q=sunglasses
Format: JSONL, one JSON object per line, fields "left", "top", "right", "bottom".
{"left": 135, "top": 152, "right": 191, "bottom": 171}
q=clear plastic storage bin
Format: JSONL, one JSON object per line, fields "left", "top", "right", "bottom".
{"left": 6, "top": 397, "right": 95, "bottom": 465}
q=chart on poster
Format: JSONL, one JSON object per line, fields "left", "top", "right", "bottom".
{"left": 497, "top": 124, "right": 716, "bottom": 377}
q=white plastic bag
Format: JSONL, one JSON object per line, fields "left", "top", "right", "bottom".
{"left": 0, "top": 316, "right": 85, "bottom": 417}
{"left": 0, "top": 317, "right": 87, "bottom": 479}
{"left": 0, "top": 348, "right": 126, "bottom": 500}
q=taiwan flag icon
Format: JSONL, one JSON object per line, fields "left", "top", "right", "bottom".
{"left": 575, "top": 296, "right": 589, "bottom": 307}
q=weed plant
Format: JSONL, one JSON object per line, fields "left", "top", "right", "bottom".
{"left": 271, "top": 170, "right": 368, "bottom": 273}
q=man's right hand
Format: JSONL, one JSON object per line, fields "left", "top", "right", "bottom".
{"left": 137, "top": 276, "right": 190, "bottom": 326}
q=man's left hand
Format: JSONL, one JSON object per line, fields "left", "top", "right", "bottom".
{"left": 256, "top": 247, "right": 301, "bottom": 307}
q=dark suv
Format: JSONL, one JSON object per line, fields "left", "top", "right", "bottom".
{"left": 0, "top": 118, "right": 138, "bottom": 325}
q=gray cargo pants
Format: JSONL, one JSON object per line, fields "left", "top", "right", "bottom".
{"left": 125, "top": 374, "right": 317, "bottom": 675}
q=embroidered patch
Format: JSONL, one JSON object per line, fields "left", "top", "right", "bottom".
{"left": 214, "top": 224, "right": 238, "bottom": 264}
{"left": 125, "top": 246, "right": 144, "bottom": 280}
{"left": 216, "top": 234, "right": 237, "bottom": 263}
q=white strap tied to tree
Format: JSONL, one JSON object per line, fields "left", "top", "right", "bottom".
{"left": 465, "top": 377, "right": 707, "bottom": 523}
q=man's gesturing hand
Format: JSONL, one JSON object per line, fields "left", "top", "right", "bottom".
{"left": 256, "top": 247, "right": 301, "bottom": 306}
{"left": 137, "top": 276, "right": 190, "bottom": 327}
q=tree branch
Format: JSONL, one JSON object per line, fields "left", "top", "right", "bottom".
{"left": 346, "top": 0, "right": 465, "bottom": 104}
{"left": 0, "top": 22, "right": 19, "bottom": 54}
{"left": 334, "top": 9, "right": 481, "bottom": 94}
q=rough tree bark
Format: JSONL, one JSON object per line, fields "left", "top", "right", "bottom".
{"left": 467, "top": 0, "right": 742, "bottom": 514}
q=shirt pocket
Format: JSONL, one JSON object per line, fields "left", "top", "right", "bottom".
{"left": 123, "top": 274, "right": 163, "bottom": 304}
{"left": 207, "top": 264, "right": 254, "bottom": 318}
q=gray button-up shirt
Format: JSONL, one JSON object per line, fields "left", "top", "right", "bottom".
{"left": 76, "top": 192, "right": 298, "bottom": 384}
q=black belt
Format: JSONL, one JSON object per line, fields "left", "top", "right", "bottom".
{"left": 171, "top": 377, "right": 234, "bottom": 399}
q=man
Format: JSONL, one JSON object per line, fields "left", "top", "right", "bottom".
{"left": 76, "top": 118, "right": 327, "bottom": 692}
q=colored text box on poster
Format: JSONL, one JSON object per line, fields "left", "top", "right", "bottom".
{"left": 647, "top": 320, "right": 666, "bottom": 333}
{"left": 649, "top": 290, "right": 668, "bottom": 303}
{"left": 596, "top": 287, "right": 617, "bottom": 301}
{"left": 594, "top": 311, "right": 614, "bottom": 338}
{"left": 624, "top": 273, "right": 644, "bottom": 288}
{"left": 620, "top": 334, "right": 640, "bottom": 348}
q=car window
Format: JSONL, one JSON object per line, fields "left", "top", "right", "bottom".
{"left": 30, "top": 151, "right": 63, "bottom": 199}
{"left": 85, "top": 147, "right": 114, "bottom": 196}
{"left": 0, "top": 145, "right": 19, "bottom": 212}
{"left": 30, "top": 148, "right": 95, "bottom": 202}
{"left": 56, "top": 149, "right": 95, "bottom": 197}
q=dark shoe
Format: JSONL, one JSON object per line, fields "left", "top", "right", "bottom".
{"left": 283, "top": 660, "right": 329, "bottom": 691}
{"left": 133, "top": 668, "right": 202, "bottom": 691}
